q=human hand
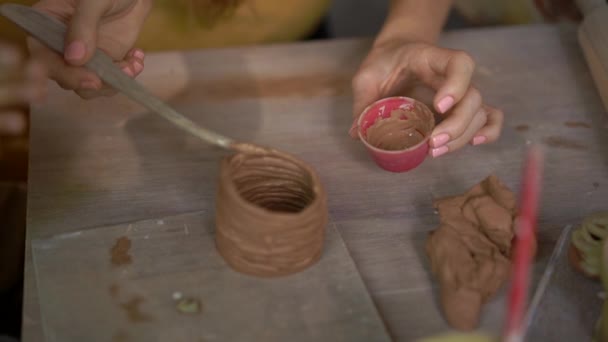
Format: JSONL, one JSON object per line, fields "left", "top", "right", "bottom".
{"left": 350, "top": 40, "right": 503, "bottom": 158}
{"left": 29, "top": 0, "right": 152, "bottom": 99}
{"left": 0, "top": 42, "right": 46, "bottom": 136}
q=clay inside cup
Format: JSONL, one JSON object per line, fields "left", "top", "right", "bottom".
{"left": 361, "top": 100, "right": 435, "bottom": 151}
{"left": 215, "top": 146, "right": 327, "bottom": 277}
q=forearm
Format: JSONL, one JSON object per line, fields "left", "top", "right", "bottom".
{"left": 375, "top": 0, "right": 453, "bottom": 46}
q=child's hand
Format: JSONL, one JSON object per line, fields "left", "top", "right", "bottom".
{"left": 0, "top": 42, "right": 46, "bottom": 136}
{"left": 29, "top": 0, "right": 151, "bottom": 99}
{"left": 351, "top": 40, "right": 503, "bottom": 158}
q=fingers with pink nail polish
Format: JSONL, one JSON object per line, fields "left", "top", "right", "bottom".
{"left": 471, "top": 105, "right": 504, "bottom": 145}
{"left": 30, "top": 0, "right": 151, "bottom": 99}
{"left": 80, "top": 80, "right": 101, "bottom": 90}
{"left": 121, "top": 66, "right": 134, "bottom": 77}
{"left": 431, "top": 146, "right": 449, "bottom": 158}
{"left": 64, "top": 41, "right": 87, "bottom": 64}
{"left": 133, "top": 60, "right": 144, "bottom": 74}
{"left": 436, "top": 96, "right": 454, "bottom": 114}
{"left": 431, "top": 133, "right": 450, "bottom": 148}
{"left": 133, "top": 49, "right": 145, "bottom": 60}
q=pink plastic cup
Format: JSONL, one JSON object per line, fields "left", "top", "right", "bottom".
{"left": 358, "top": 96, "right": 435, "bottom": 173}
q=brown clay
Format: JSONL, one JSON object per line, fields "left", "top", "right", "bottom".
{"left": 215, "top": 143, "right": 327, "bottom": 277}
{"left": 110, "top": 236, "right": 132, "bottom": 266}
{"left": 564, "top": 121, "right": 591, "bottom": 128}
{"left": 119, "top": 295, "right": 153, "bottom": 323}
{"left": 365, "top": 104, "right": 434, "bottom": 151}
{"left": 426, "top": 175, "right": 518, "bottom": 331}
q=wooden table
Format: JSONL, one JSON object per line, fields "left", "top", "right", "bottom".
{"left": 24, "top": 24, "right": 608, "bottom": 341}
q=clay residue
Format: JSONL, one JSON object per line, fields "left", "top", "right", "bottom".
{"left": 110, "top": 236, "right": 132, "bottom": 266}
{"left": 564, "top": 121, "right": 591, "bottom": 128}
{"left": 365, "top": 105, "right": 434, "bottom": 151}
{"left": 593, "top": 182, "right": 600, "bottom": 189}
{"left": 109, "top": 283, "right": 120, "bottom": 298}
{"left": 542, "top": 136, "right": 587, "bottom": 150}
{"left": 120, "top": 295, "right": 153, "bottom": 323}
{"left": 425, "top": 175, "right": 517, "bottom": 331}
{"left": 215, "top": 148, "right": 327, "bottom": 277}
{"left": 515, "top": 124, "right": 529, "bottom": 132}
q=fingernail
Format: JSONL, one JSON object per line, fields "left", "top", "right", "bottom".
{"left": 80, "top": 80, "right": 99, "bottom": 90}
{"left": 472, "top": 135, "right": 487, "bottom": 145}
{"left": 431, "top": 146, "right": 449, "bottom": 158}
{"left": 133, "top": 49, "right": 145, "bottom": 60}
{"left": 437, "top": 96, "right": 454, "bottom": 114}
{"left": 133, "top": 60, "right": 143, "bottom": 73}
{"left": 65, "top": 41, "right": 86, "bottom": 62}
{"left": 431, "top": 133, "right": 450, "bottom": 148}
{"left": 122, "top": 66, "right": 134, "bottom": 77}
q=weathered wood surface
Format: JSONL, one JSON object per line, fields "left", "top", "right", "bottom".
{"left": 25, "top": 24, "right": 608, "bottom": 341}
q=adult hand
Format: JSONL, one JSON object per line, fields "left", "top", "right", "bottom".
{"left": 29, "top": 0, "right": 152, "bottom": 99}
{"left": 0, "top": 42, "right": 46, "bottom": 136}
{"left": 351, "top": 40, "right": 503, "bottom": 158}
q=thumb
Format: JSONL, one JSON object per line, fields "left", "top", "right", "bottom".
{"left": 64, "top": 0, "right": 112, "bottom": 66}
{"left": 350, "top": 71, "right": 381, "bottom": 138}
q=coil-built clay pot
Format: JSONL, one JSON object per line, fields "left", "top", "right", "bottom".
{"left": 215, "top": 146, "right": 327, "bottom": 277}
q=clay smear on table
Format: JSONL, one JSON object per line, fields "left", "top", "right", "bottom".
{"left": 426, "top": 175, "right": 521, "bottom": 331}
{"left": 564, "top": 121, "right": 591, "bottom": 128}
{"left": 110, "top": 236, "right": 132, "bottom": 266}
{"left": 215, "top": 143, "right": 327, "bottom": 277}
{"left": 120, "top": 295, "right": 153, "bottom": 323}
{"left": 515, "top": 124, "right": 529, "bottom": 132}
{"left": 365, "top": 104, "right": 434, "bottom": 151}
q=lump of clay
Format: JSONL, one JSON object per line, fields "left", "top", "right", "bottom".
{"left": 425, "top": 175, "right": 517, "bottom": 331}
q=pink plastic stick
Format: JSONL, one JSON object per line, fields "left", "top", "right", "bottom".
{"left": 504, "top": 145, "right": 543, "bottom": 342}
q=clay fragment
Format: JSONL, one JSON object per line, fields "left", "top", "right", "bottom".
{"left": 110, "top": 236, "right": 132, "bottom": 266}
{"left": 425, "top": 175, "right": 517, "bottom": 331}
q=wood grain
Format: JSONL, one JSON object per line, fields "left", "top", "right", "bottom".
{"left": 24, "top": 24, "right": 608, "bottom": 341}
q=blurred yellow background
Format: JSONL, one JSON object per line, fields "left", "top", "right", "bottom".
{"left": 0, "top": 0, "right": 332, "bottom": 51}
{"left": 2, "top": 0, "right": 574, "bottom": 53}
